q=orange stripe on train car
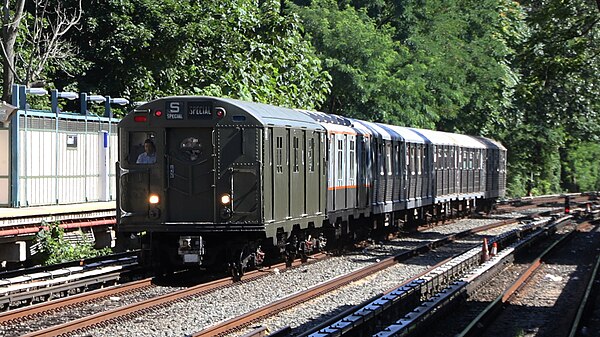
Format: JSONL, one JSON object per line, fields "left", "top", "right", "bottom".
{"left": 327, "top": 184, "right": 371, "bottom": 190}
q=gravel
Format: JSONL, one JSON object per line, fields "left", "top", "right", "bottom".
{"left": 68, "top": 214, "right": 531, "bottom": 337}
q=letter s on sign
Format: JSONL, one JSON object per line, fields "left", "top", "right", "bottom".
{"left": 169, "top": 102, "right": 180, "bottom": 113}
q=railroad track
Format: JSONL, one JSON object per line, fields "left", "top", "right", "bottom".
{"left": 456, "top": 220, "right": 600, "bottom": 337}
{"left": 2, "top": 195, "right": 596, "bottom": 336}
{"left": 0, "top": 252, "right": 140, "bottom": 311}
{"left": 2, "top": 253, "right": 329, "bottom": 337}
{"left": 189, "top": 214, "right": 552, "bottom": 337}
{"left": 4, "top": 214, "right": 528, "bottom": 337}
{"left": 290, "top": 215, "right": 573, "bottom": 337}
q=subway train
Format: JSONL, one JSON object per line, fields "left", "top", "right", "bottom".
{"left": 116, "top": 96, "right": 506, "bottom": 275}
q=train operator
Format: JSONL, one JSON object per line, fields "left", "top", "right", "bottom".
{"left": 136, "top": 139, "right": 157, "bottom": 164}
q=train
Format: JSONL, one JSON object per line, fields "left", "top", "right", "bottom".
{"left": 116, "top": 96, "right": 506, "bottom": 276}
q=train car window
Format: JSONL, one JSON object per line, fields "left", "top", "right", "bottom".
{"left": 410, "top": 145, "right": 416, "bottom": 175}
{"left": 276, "top": 136, "right": 283, "bottom": 174}
{"left": 417, "top": 145, "right": 422, "bottom": 175}
{"left": 379, "top": 142, "right": 385, "bottom": 176}
{"left": 293, "top": 136, "right": 299, "bottom": 173}
{"left": 308, "top": 137, "right": 315, "bottom": 172}
{"left": 349, "top": 138, "right": 355, "bottom": 182}
{"left": 386, "top": 142, "right": 392, "bottom": 175}
{"left": 396, "top": 144, "right": 401, "bottom": 175}
{"left": 337, "top": 137, "right": 344, "bottom": 183}
{"left": 469, "top": 151, "right": 473, "bottom": 170}
{"left": 129, "top": 132, "right": 156, "bottom": 164}
{"left": 328, "top": 134, "right": 334, "bottom": 186}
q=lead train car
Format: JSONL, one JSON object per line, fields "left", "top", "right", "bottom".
{"left": 117, "top": 96, "right": 506, "bottom": 273}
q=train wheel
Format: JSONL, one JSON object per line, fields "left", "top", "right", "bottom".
{"left": 228, "top": 262, "right": 243, "bottom": 281}
{"left": 285, "top": 251, "right": 294, "bottom": 267}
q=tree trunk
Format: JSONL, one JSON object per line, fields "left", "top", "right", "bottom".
{"left": 1, "top": 0, "right": 26, "bottom": 102}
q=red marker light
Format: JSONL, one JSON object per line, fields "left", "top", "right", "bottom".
{"left": 215, "top": 107, "right": 226, "bottom": 118}
{"left": 154, "top": 110, "right": 163, "bottom": 117}
{"left": 134, "top": 116, "right": 148, "bottom": 122}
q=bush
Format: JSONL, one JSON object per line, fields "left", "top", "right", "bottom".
{"left": 35, "top": 221, "right": 112, "bottom": 265}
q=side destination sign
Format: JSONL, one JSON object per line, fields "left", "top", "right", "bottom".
{"left": 166, "top": 101, "right": 184, "bottom": 120}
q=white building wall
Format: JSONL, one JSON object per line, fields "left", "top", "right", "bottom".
{"left": 15, "top": 113, "right": 119, "bottom": 207}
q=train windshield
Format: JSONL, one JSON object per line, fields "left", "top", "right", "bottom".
{"left": 129, "top": 132, "right": 157, "bottom": 164}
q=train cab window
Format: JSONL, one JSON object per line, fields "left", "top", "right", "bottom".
{"left": 417, "top": 145, "right": 422, "bottom": 175}
{"left": 379, "top": 143, "right": 385, "bottom": 176}
{"left": 410, "top": 145, "right": 416, "bottom": 175}
{"left": 129, "top": 132, "right": 156, "bottom": 165}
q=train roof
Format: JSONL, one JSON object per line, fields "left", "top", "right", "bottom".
{"left": 381, "top": 124, "right": 429, "bottom": 144}
{"left": 476, "top": 136, "right": 507, "bottom": 151}
{"left": 297, "top": 110, "right": 353, "bottom": 126}
{"left": 130, "top": 96, "right": 324, "bottom": 130}
{"left": 409, "top": 128, "right": 487, "bottom": 149}
{"left": 349, "top": 120, "right": 393, "bottom": 141}
{"left": 216, "top": 98, "right": 324, "bottom": 130}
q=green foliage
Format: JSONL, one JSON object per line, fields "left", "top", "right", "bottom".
{"left": 506, "top": 0, "right": 600, "bottom": 195}
{"left": 35, "top": 221, "right": 111, "bottom": 266}
{"left": 291, "top": 0, "right": 434, "bottom": 127}
{"left": 5, "top": 0, "right": 599, "bottom": 197}
{"left": 563, "top": 142, "right": 600, "bottom": 192}
{"left": 59, "top": 0, "right": 330, "bottom": 109}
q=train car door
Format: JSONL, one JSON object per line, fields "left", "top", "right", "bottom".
{"left": 305, "top": 131, "right": 320, "bottom": 216}
{"left": 165, "top": 128, "right": 215, "bottom": 222}
{"left": 273, "top": 128, "right": 289, "bottom": 220}
{"left": 357, "top": 136, "right": 370, "bottom": 209}
{"left": 290, "top": 129, "right": 305, "bottom": 218}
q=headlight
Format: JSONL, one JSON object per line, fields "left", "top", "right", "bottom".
{"left": 149, "top": 194, "right": 160, "bottom": 204}
{"left": 221, "top": 194, "right": 231, "bottom": 205}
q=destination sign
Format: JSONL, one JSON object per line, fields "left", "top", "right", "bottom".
{"left": 188, "top": 102, "right": 213, "bottom": 119}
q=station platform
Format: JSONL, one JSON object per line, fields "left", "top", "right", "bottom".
{"left": 0, "top": 201, "right": 116, "bottom": 220}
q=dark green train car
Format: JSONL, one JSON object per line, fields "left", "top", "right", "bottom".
{"left": 117, "top": 97, "right": 327, "bottom": 273}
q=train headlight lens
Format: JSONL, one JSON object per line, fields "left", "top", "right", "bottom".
{"left": 221, "top": 194, "right": 231, "bottom": 205}
{"left": 149, "top": 194, "right": 160, "bottom": 204}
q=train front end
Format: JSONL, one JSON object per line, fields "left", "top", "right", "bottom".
{"left": 116, "top": 97, "right": 265, "bottom": 271}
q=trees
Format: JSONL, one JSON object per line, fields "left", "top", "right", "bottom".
{"left": 2, "top": 0, "right": 598, "bottom": 195}
{"left": 292, "top": 0, "right": 428, "bottom": 126}
{"left": 62, "top": 0, "right": 329, "bottom": 110}
{"left": 506, "top": 0, "right": 600, "bottom": 194}
{"left": 1, "top": 0, "right": 83, "bottom": 101}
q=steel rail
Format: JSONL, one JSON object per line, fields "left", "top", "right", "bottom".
{"left": 568, "top": 248, "right": 600, "bottom": 337}
{"left": 192, "top": 256, "right": 454, "bottom": 337}
{"left": 21, "top": 253, "right": 327, "bottom": 337}
{"left": 191, "top": 217, "right": 528, "bottom": 337}
{"left": 0, "top": 277, "right": 153, "bottom": 324}
{"left": 20, "top": 215, "right": 528, "bottom": 337}
{"left": 457, "top": 221, "right": 589, "bottom": 337}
